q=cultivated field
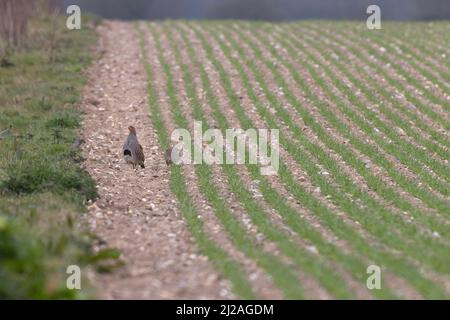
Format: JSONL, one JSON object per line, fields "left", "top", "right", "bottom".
{"left": 78, "top": 20, "right": 450, "bottom": 299}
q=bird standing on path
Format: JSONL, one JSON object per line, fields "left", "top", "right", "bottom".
{"left": 165, "top": 147, "right": 173, "bottom": 166}
{"left": 123, "top": 126, "right": 145, "bottom": 169}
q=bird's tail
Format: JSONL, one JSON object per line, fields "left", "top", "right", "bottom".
{"left": 140, "top": 163, "right": 145, "bottom": 169}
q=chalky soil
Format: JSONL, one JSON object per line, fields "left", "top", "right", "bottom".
{"left": 80, "top": 21, "right": 232, "bottom": 299}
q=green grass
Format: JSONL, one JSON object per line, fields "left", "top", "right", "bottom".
{"left": 248, "top": 22, "right": 450, "bottom": 204}
{"left": 178, "top": 20, "right": 448, "bottom": 296}
{"left": 315, "top": 23, "right": 450, "bottom": 130}
{"left": 150, "top": 21, "right": 340, "bottom": 299}
{"left": 264, "top": 23, "right": 448, "bottom": 220}
{"left": 162, "top": 22, "right": 357, "bottom": 299}
{"left": 0, "top": 15, "right": 115, "bottom": 299}
{"left": 224, "top": 22, "right": 450, "bottom": 229}
{"left": 215, "top": 22, "right": 449, "bottom": 238}
{"left": 397, "top": 24, "right": 450, "bottom": 76}
{"left": 139, "top": 20, "right": 449, "bottom": 299}
{"left": 137, "top": 24, "right": 257, "bottom": 299}
{"left": 204, "top": 21, "right": 446, "bottom": 298}
{"left": 300, "top": 24, "right": 450, "bottom": 157}
{"left": 4, "top": 15, "right": 448, "bottom": 300}
{"left": 311, "top": 23, "right": 450, "bottom": 151}
{"left": 349, "top": 24, "right": 450, "bottom": 116}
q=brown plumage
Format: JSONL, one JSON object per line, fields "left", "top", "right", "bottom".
{"left": 165, "top": 147, "right": 173, "bottom": 166}
{"left": 123, "top": 126, "right": 145, "bottom": 169}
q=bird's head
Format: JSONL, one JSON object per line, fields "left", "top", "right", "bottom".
{"left": 128, "top": 126, "right": 137, "bottom": 135}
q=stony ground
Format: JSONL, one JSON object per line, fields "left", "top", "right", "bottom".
{"left": 81, "top": 22, "right": 232, "bottom": 299}
{"left": 80, "top": 20, "right": 450, "bottom": 299}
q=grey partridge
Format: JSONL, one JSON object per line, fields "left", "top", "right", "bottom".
{"left": 123, "top": 126, "right": 145, "bottom": 169}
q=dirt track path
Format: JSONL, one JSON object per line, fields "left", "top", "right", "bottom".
{"left": 77, "top": 20, "right": 450, "bottom": 300}
{"left": 80, "top": 21, "right": 231, "bottom": 299}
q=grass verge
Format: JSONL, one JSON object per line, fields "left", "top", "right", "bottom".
{"left": 0, "top": 15, "right": 116, "bottom": 299}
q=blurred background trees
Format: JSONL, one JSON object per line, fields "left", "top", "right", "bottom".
{"left": 0, "top": 0, "right": 35, "bottom": 56}
{"left": 0, "top": 0, "right": 64, "bottom": 64}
